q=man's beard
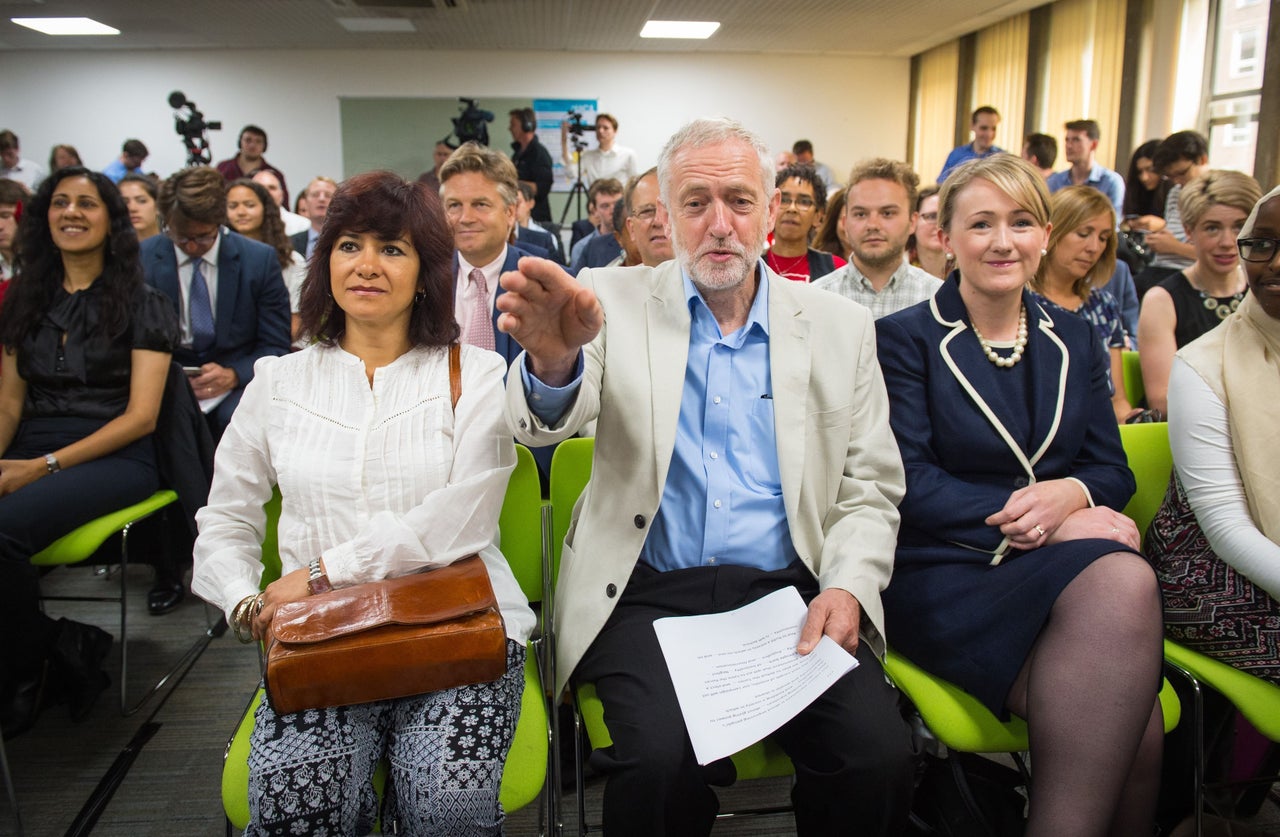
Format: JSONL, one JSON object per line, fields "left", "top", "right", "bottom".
{"left": 675, "top": 227, "right": 765, "bottom": 293}
{"left": 852, "top": 240, "right": 905, "bottom": 272}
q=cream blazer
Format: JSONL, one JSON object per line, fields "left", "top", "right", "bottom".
{"left": 506, "top": 261, "right": 905, "bottom": 691}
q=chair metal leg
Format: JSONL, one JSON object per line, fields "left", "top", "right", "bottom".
{"left": 0, "top": 734, "right": 22, "bottom": 837}
{"left": 1165, "top": 659, "right": 1205, "bottom": 837}
{"left": 117, "top": 519, "right": 220, "bottom": 716}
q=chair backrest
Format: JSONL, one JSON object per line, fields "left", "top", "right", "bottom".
{"left": 548, "top": 437, "right": 595, "bottom": 583}
{"left": 500, "top": 444, "right": 545, "bottom": 605}
{"left": 1118, "top": 421, "right": 1173, "bottom": 541}
{"left": 259, "top": 487, "right": 284, "bottom": 589}
{"left": 1122, "top": 350, "right": 1145, "bottom": 407}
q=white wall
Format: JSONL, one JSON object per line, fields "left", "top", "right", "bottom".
{"left": 0, "top": 48, "right": 910, "bottom": 197}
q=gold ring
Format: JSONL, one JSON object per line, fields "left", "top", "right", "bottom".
{"left": 1034, "top": 524, "right": 1046, "bottom": 536}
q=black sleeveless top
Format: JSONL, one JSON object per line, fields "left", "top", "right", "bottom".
{"left": 1159, "top": 271, "right": 1244, "bottom": 349}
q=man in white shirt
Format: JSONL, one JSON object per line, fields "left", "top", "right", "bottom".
{"left": 563, "top": 113, "right": 639, "bottom": 187}
{"left": 0, "top": 130, "right": 45, "bottom": 192}
{"left": 792, "top": 139, "right": 840, "bottom": 191}
{"left": 813, "top": 158, "right": 939, "bottom": 318}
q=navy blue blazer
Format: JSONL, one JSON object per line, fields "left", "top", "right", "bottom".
{"left": 141, "top": 230, "right": 292, "bottom": 414}
{"left": 875, "top": 275, "right": 1135, "bottom": 567}
{"left": 516, "top": 225, "right": 565, "bottom": 265}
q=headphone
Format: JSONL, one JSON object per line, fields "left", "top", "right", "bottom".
{"left": 520, "top": 109, "right": 536, "bottom": 134}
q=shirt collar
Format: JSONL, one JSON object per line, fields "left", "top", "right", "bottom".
{"left": 681, "top": 259, "right": 771, "bottom": 337}
{"left": 847, "top": 258, "right": 909, "bottom": 292}
{"left": 459, "top": 244, "right": 508, "bottom": 277}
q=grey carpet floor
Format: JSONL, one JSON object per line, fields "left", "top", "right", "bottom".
{"left": 4, "top": 564, "right": 1276, "bottom": 836}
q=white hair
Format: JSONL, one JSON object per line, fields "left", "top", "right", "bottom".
{"left": 656, "top": 117, "right": 775, "bottom": 208}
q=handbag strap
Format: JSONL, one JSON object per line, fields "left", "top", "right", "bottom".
{"left": 449, "top": 343, "right": 461, "bottom": 411}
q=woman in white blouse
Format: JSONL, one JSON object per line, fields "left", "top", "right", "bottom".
{"left": 192, "top": 170, "right": 534, "bottom": 836}
{"left": 1148, "top": 185, "right": 1280, "bottom": 683}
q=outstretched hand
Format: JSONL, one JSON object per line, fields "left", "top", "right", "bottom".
{"left": 496, "top": 256, "right": 602, "bottom": 386}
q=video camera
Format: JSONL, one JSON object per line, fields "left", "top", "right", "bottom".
{"left": 565, "top": 109, "right": 596, "bottom": 137}
{"left": 452, "top": 98, "right": 494, "bottom": 147}
{"left": 168, "top": 91, "right": 222, "bottom": 166}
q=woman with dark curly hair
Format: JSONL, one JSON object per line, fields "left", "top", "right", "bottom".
{"left": 0, "top": 167, "right": 178, "bottom": 736}
{"left": 193, "top": 170, "right": 533, "bottom": 835}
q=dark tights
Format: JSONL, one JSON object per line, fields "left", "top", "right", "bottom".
{"left": 1006, "top": 552, "right": 1165, "bottom": 837}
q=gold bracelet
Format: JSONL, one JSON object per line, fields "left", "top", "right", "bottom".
{"left": 231, "top": 594, "right": 258, "bottom": 644}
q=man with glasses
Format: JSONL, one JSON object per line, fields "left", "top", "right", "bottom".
{"left": 765, "top": 163, "right": 844, "bottom": 282}
{"left": 623, "top": 167, "right": 673, "bottom": 267}
{"left": 1137, "top": 130, "right": 1210, "bottom": 296}
{"left": 142, "top": 166, "right": 290, "bottom": 438}
{"left": 813, "top": 158, "right": 938, "bottom": 318}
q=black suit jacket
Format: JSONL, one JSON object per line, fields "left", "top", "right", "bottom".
{"left": 141, "top": 230, "right": 291, "bottom": 424}
{"left": 290, "top": 230, "right": 311, "bottom": 257}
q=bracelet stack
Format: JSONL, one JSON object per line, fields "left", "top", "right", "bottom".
{"left": 231, "top": 593, "right": 264, "bottom": 644}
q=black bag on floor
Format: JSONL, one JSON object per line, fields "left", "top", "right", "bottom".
{"left": 910, "top": 751, "right": 1027, "bottom": 837}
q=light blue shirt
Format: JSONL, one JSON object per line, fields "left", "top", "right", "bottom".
{"left": 1046, "top": 163, "right": 1126, "bottom": 218}
{"left": 938, "top": 143, "right": 1004, "bottom": 182}
{"left": 101, "top": 158, "right": 145, "bottom": 184}
{"left": 522, "top": 264, "right": 796, "bottom": 573}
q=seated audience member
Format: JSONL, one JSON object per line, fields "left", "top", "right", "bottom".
{"left": 1137, "top": 131, "right": 1209, "bottom": 295}
{"left": 766, "top": 163, "right": 845, "bottom": 282}
{"left": 102, "top": 139, "right": 149, "bottom": 184}
{"left": 1096, "top": 259, "right": 1141, "bottom": 352}
{"left": 508, "top": 107, "right": 553, "bottom": 223}
{"left": 49, "top": 144, "right": 82, "bottom": 175}
{"left": 215, "top": 125, "right": 288, "bottom": 203}
{"left": 938, "top": 106, "right": 1003, "bottom": 181}
{"left": 876, "top": 154, "right": 1162, "bottom": 836}
{"left": 774, "top": 150, "right": 797, "bottom": 171}
{"left": 141, "top": 166, "right": 291, "bottom": 438}
{"left": 606, "top": 199, "right": 640, "bottom": 267}
{"left": 513, "top": 182, "right": 565, "bottom": 264}
{"left": 252, "top": 170, "right": 309, "bottom": 236}
{"left": 0, "top": 168, "right": 179, "bottom": 736}
{"left": 1137, "top": 170, "right": 1260, "bottom": 418}
{"left": 1046, "top": 120, "right": 1125, "bottom": 216}
{"left": 811, "top": 187, "right": 850, "bottom": 260}
{"left": 792, "top": 139, "right": 840, "bottom": 190}
{"left": 813, "top": 158, "right": 938, "bottom": 317}
{"left": 907, "top": 185, "right": 948, "bottom": 279}
{"left": 1022, "top": 132, "right": 1058, "bottom": 179}
{"left": 1147, "top": 186, "right": 1280, "bottom": 683}
{"left": 1030, "top": 185, "right": 1137, "bottom": 422}
{"left": 569, "top": 178, "right": 624, "bottom": 273}
{"left": 227, "top": 179, "right": 307, "bottom": 345}
{"left": 0, "top": 130, "right": 45, "bottom": 192}
{"left": 502, "top": 115, "right": 915, "bottom": 837}
{"left": 416, "top": 138, "right": 456, "bottom": 192}
{"left": 622, "top": 167, "right": 673, "bottom": 268}
{"left": 192, "top": 171, "right": 534, "bottom": 835}
{"left": 562, "top": 113, "right": 638, "bottom": 187}
{"left": 0, "top": 179, "right": 22, "bottom": 294}
{"left": 293, "top": 192, "right": 308, "bottom": 217}
{"left": 118, "top": 174, "right": 162, "bottom": 242}
{"left": 289, "top": 177, "right": 337, "bottom": 259}
{"left": 1123, "top": 140, "right": 1171, "bottom": 228}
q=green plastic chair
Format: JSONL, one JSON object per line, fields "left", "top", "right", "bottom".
{"left": 546, "top": 438, "right": 795, "bottom": 835}
{"left": 222, "top": 445, "right": 552, "bottom": 833}
{"left": 30, "top": 488, "right": 217, "bottom": 715}
{"left": 1122, "top": 350, "right": 1145, "bottom": 407}
{"left": 1117, "top": 421, "right": 1173, "bottom": 545}
{"left": 1163, "top": 639, "right": 1280, "bottom": 836}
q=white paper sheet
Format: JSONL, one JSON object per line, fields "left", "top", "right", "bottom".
{"left": 653, "top": 586, "right": 858, "bottom": 765}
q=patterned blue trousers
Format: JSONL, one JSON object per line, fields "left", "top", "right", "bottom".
{"left": 246, "top": 640, "right": 525, "bottom": 837}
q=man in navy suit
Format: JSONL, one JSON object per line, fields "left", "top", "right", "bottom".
{"left": 514, "top": 182, "right": 565, "bottom": 264}
{"left": 440, "top": 142, "right": 557, "bottom": 477}
{"left": 142, "top": 166, "right": 291, "bottom": 438}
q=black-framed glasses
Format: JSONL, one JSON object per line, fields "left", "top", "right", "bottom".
{"left": 780, "top": 194, "right": 816, "bottom": 210}
{"left": 169, "top": 230, "right": 218, "bottom": 247}
{"left": 1238, "top": 237, "right": 1280, "bottom": 262}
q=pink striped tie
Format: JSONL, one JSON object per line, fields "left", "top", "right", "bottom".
{"left": 466, "top": 268, "right": 495, "bottom": 351}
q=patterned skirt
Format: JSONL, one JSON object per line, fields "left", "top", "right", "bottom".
{"left": 1147, "top": 474, "right": 1280, "bottom": 683}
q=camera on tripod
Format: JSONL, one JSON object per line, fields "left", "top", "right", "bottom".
{"left": 168, "top": 91, "right": 221, "bottom": 166}
{"left": 565, "top": 109, "right": 595, "bottom": 153}
{"left": 452, "top": 98, "right": 495, "bottom": 147}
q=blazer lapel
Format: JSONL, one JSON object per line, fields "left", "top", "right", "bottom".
{"left": 1024, "top": 295, "right": 1069, "bottom": 467}
{"left": 932, "top": 283, "right": 1035, "bottom": 477}
{"left": 647, "top": 262, "right": 692, "bottom": 492}
{"left": 214, "top": 233, "right": 240, "bottom": 347}
{"left": 767, "top": 273, "right": 810, "bottom": 530}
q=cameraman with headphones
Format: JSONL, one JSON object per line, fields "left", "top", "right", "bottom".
{"left": 508, "top": 107, "right": 553, "bottom": 223}
{"left": 215, "top": 124, "right": 290, "bottom": 207}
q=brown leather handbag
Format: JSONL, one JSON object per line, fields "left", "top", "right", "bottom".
{"left": 262, "top": 344, "right": 508, "bottom": 715}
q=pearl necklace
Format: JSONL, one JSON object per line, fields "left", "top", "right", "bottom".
{"left": 971, "top": 305, "right": 1028, "bottom": 368}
